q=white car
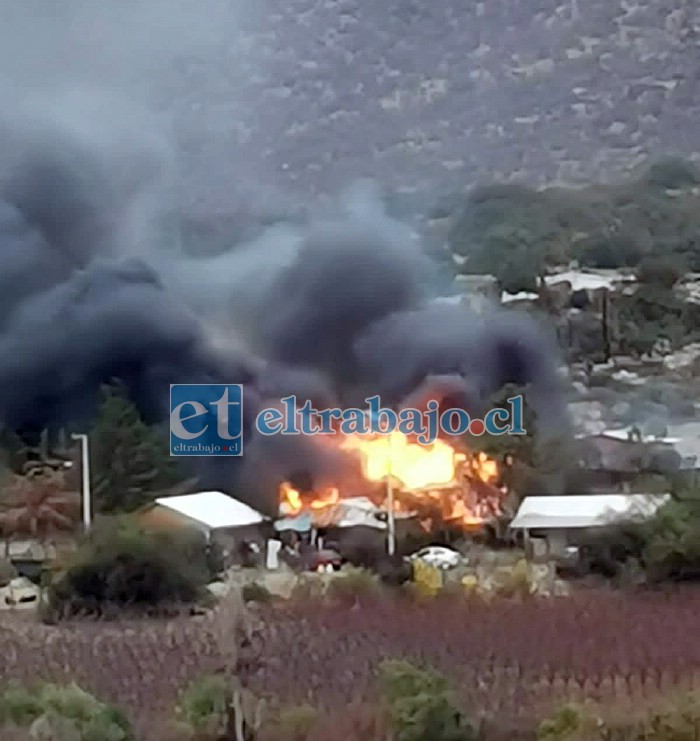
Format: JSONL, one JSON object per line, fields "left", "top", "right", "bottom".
{"left": 409, "top": 545, "right": 463, "bottom": 570}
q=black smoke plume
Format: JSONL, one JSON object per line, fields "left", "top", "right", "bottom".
{"left": 0, "top": 104, "right": 566, "bottom": 515}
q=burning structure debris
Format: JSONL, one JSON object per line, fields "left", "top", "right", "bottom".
{"left": 0, "top": 97, "right": 566, "bottom": 521}
{"left": 278, "top": 432, "right": 504, "bottom": 531}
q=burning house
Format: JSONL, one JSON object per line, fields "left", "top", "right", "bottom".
{"left": 275, "top": 425, "right": 506, "bottom": 551}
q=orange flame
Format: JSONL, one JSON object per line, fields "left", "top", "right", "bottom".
{"left": 278, "top": 430, "right": 503, "bottom": 527}
{"left": 469, "top": 451, "right": 499, "bottom": 483}
{"left": 340, "top": 431, "right": 460, "bottom": 489}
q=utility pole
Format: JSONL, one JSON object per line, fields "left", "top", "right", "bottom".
{"left": 386, "top": 436, "right": 396, "bottom": 556}
{"left": 71, "top": 434, "right": 92, "bottom": 531}
{"left": 602, "top": 288, "right": 611, "bottom": 362}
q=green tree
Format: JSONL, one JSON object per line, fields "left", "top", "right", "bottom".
{"left": 448, "top": 184, "right": 557, "bottom": 293}
{"left": 446, "top": 159, "right": 700, "bottom": 278}
{"left": 90, "top": 384, "right": 186, "bottom": 513}
{"left": 643, "top": 155, "right": 700, "bottom": 190}
{"left": 378, "top": 659, "right": 474, "bottom": 741}
{"left": 578, "top": 231, "right": 645, "bottom": 268}
{"left": 479, "top": 225, "right": 543, "bottom": 293}
{"left": 640, "top": 487, "right": 700, "bottom": 582}
{"left": 581, "top": 485, "right": 700, "bottom": 583}
{"left": 635, "top": 254, "right": 686, "bottom": 289}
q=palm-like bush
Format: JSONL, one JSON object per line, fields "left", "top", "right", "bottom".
{"left": 0, "top": 467, "right": 80, "bottom": 553}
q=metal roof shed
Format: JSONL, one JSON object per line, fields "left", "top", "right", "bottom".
{"left": 510, "top": 494, "right": 670, "bottom": 530}
{"left": 510, "top": 493, "right": 670, "bottom": 561}
{"left": 154, "top": 491, "right": 266, "bottom": 528}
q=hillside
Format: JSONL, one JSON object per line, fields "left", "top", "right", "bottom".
{"left": 4, "top": 1, "right": 698, "bottom": 220}
{"left": 170, "top": 0, "right": 699, "bottom": 208}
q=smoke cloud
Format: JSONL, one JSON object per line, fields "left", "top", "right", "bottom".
{"left": 0, "top": 3, "right": 566, "bottom": 514}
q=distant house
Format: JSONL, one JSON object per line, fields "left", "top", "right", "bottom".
{"left": 510, "top": 493, "right": 669, "bottom": 559}
{"left": 664, "top": 421, "right": 700, "bottom": 482}
{"left": 137, "top": 491, "right": 271, "bottom": 563}
{"left": 501, "top": 268, "right": 636, "bottom": 311}
{"left": 452, "top": 273, "right": 499, "bottom": 301}
{"left": 576, "top": 429, "right": 684, "bottom": 490}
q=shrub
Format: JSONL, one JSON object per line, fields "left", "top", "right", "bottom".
{"left": 375, "top": 554, "right": 413, "bottom": 587}
{"left": 570, "top": 485, "right": 700, "bottom": 582}
{"left": 0, "top": 682, "right": 133, "bottom": 741}
{"left": 264, "top": 704, "right": 319, "bottom": 741}
{"left": 646, "top": 690, "right": 700, "bottom": 740}
{"left": 176, "top": 674, "right": 229, "bottom": 740}
{"left": 411, "top": 559, "right": 443, "bottom": 598}
{"left": 539, "top": 691, "right": 700, "bottom": 741}
{"left": 47, "top": 518, "right": 210, "bottom": 616}
{"left": 579, "top": 521, "right": 649, "bottom": 579}
{"left": 378, "top": 660, "right": 474, "bottom": 741}
{"left": 289, "top": 574, "right": 326, "bottom": 603}
{"left": 242, "top": 581, "right": 273, "bottom": 604}
{"left": 326, "top": 567, "right": 381, "bottom": 603}
{"left": 641, "top": 490, "right": 700, "bottom": 582}
{"left": 580, "top": 486, "right": 700, "bottom": 583}
{"left": 0, "top": 683, "right": 44, "bottom": 727}
{"left": 492, "top": 559, "right": 533, "bottom": 599}
{"left": 537, "top": 703, "right": 599, "bottom": 741}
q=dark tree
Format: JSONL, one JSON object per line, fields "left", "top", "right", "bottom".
{"left": 90, "top": 384, "right": 187, "bottom": 513}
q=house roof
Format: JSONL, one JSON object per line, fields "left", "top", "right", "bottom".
{"left": 314, "top": 501, "right": 388, "bottom": 530}
{"left": 600, "top": 427, "right": 679, "bottom": 444}
{"left": 546, "top": 269, "right": 636, "bottom": 292}
{"left": 501, "top": 269, "right": 637, "bottom": 304}
{"left": 510, "top": 494, "right": 670, "bottom": 530}
{"left": 587, "top": 426, "right": 700, "bottom": 470}
{"left": 274, "top": 496, "right": 415, "bottom": 532}
{"left": 501, "top": 290, "right": 538, "bottom": 304}
{"left": 154, "top": 491, "right": 266, "bottom": 529}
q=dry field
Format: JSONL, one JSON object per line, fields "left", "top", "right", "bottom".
{"left": 2, "top": 587, "right": 700, "bottom": 738}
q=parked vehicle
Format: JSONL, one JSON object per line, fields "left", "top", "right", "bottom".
{"left": 304, "top": 548, "right": 343, "bottom": 573}
{"left": 408, "top": 545, "right": 463, "bottom": 570}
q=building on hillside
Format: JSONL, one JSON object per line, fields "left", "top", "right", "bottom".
{"left": 137, "top": 491, "right": 271, "bottom": 565}
{"left": 501, "top": 269, "right": 636, "bottom": 308}
{"left": 452, "top": 273, "right": 500, "bottom": 303}
{"left": 575, "top": 428, "right": 685, "bottom": 491}
{"left": 663, "top": 421, "right": 700, "bottom": 483}
{"left": 501, "top": 269, "right": 638, "bottom": 361}
{"left": 434, "top": 274, "right": 499, "bottom": 313}
{"left": 509, "top": 493, "right": 669, "bottom": 560}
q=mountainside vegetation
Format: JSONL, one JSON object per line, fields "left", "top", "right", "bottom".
{"left": 448, "top": 157, "right": 700, "bottom": 294}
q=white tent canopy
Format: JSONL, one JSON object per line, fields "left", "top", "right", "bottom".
{"left": 154, "top": 491, "right": 267, "bottom": 529}
{"left": 510, "top": 494, "right": 670, "bottom": 530}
